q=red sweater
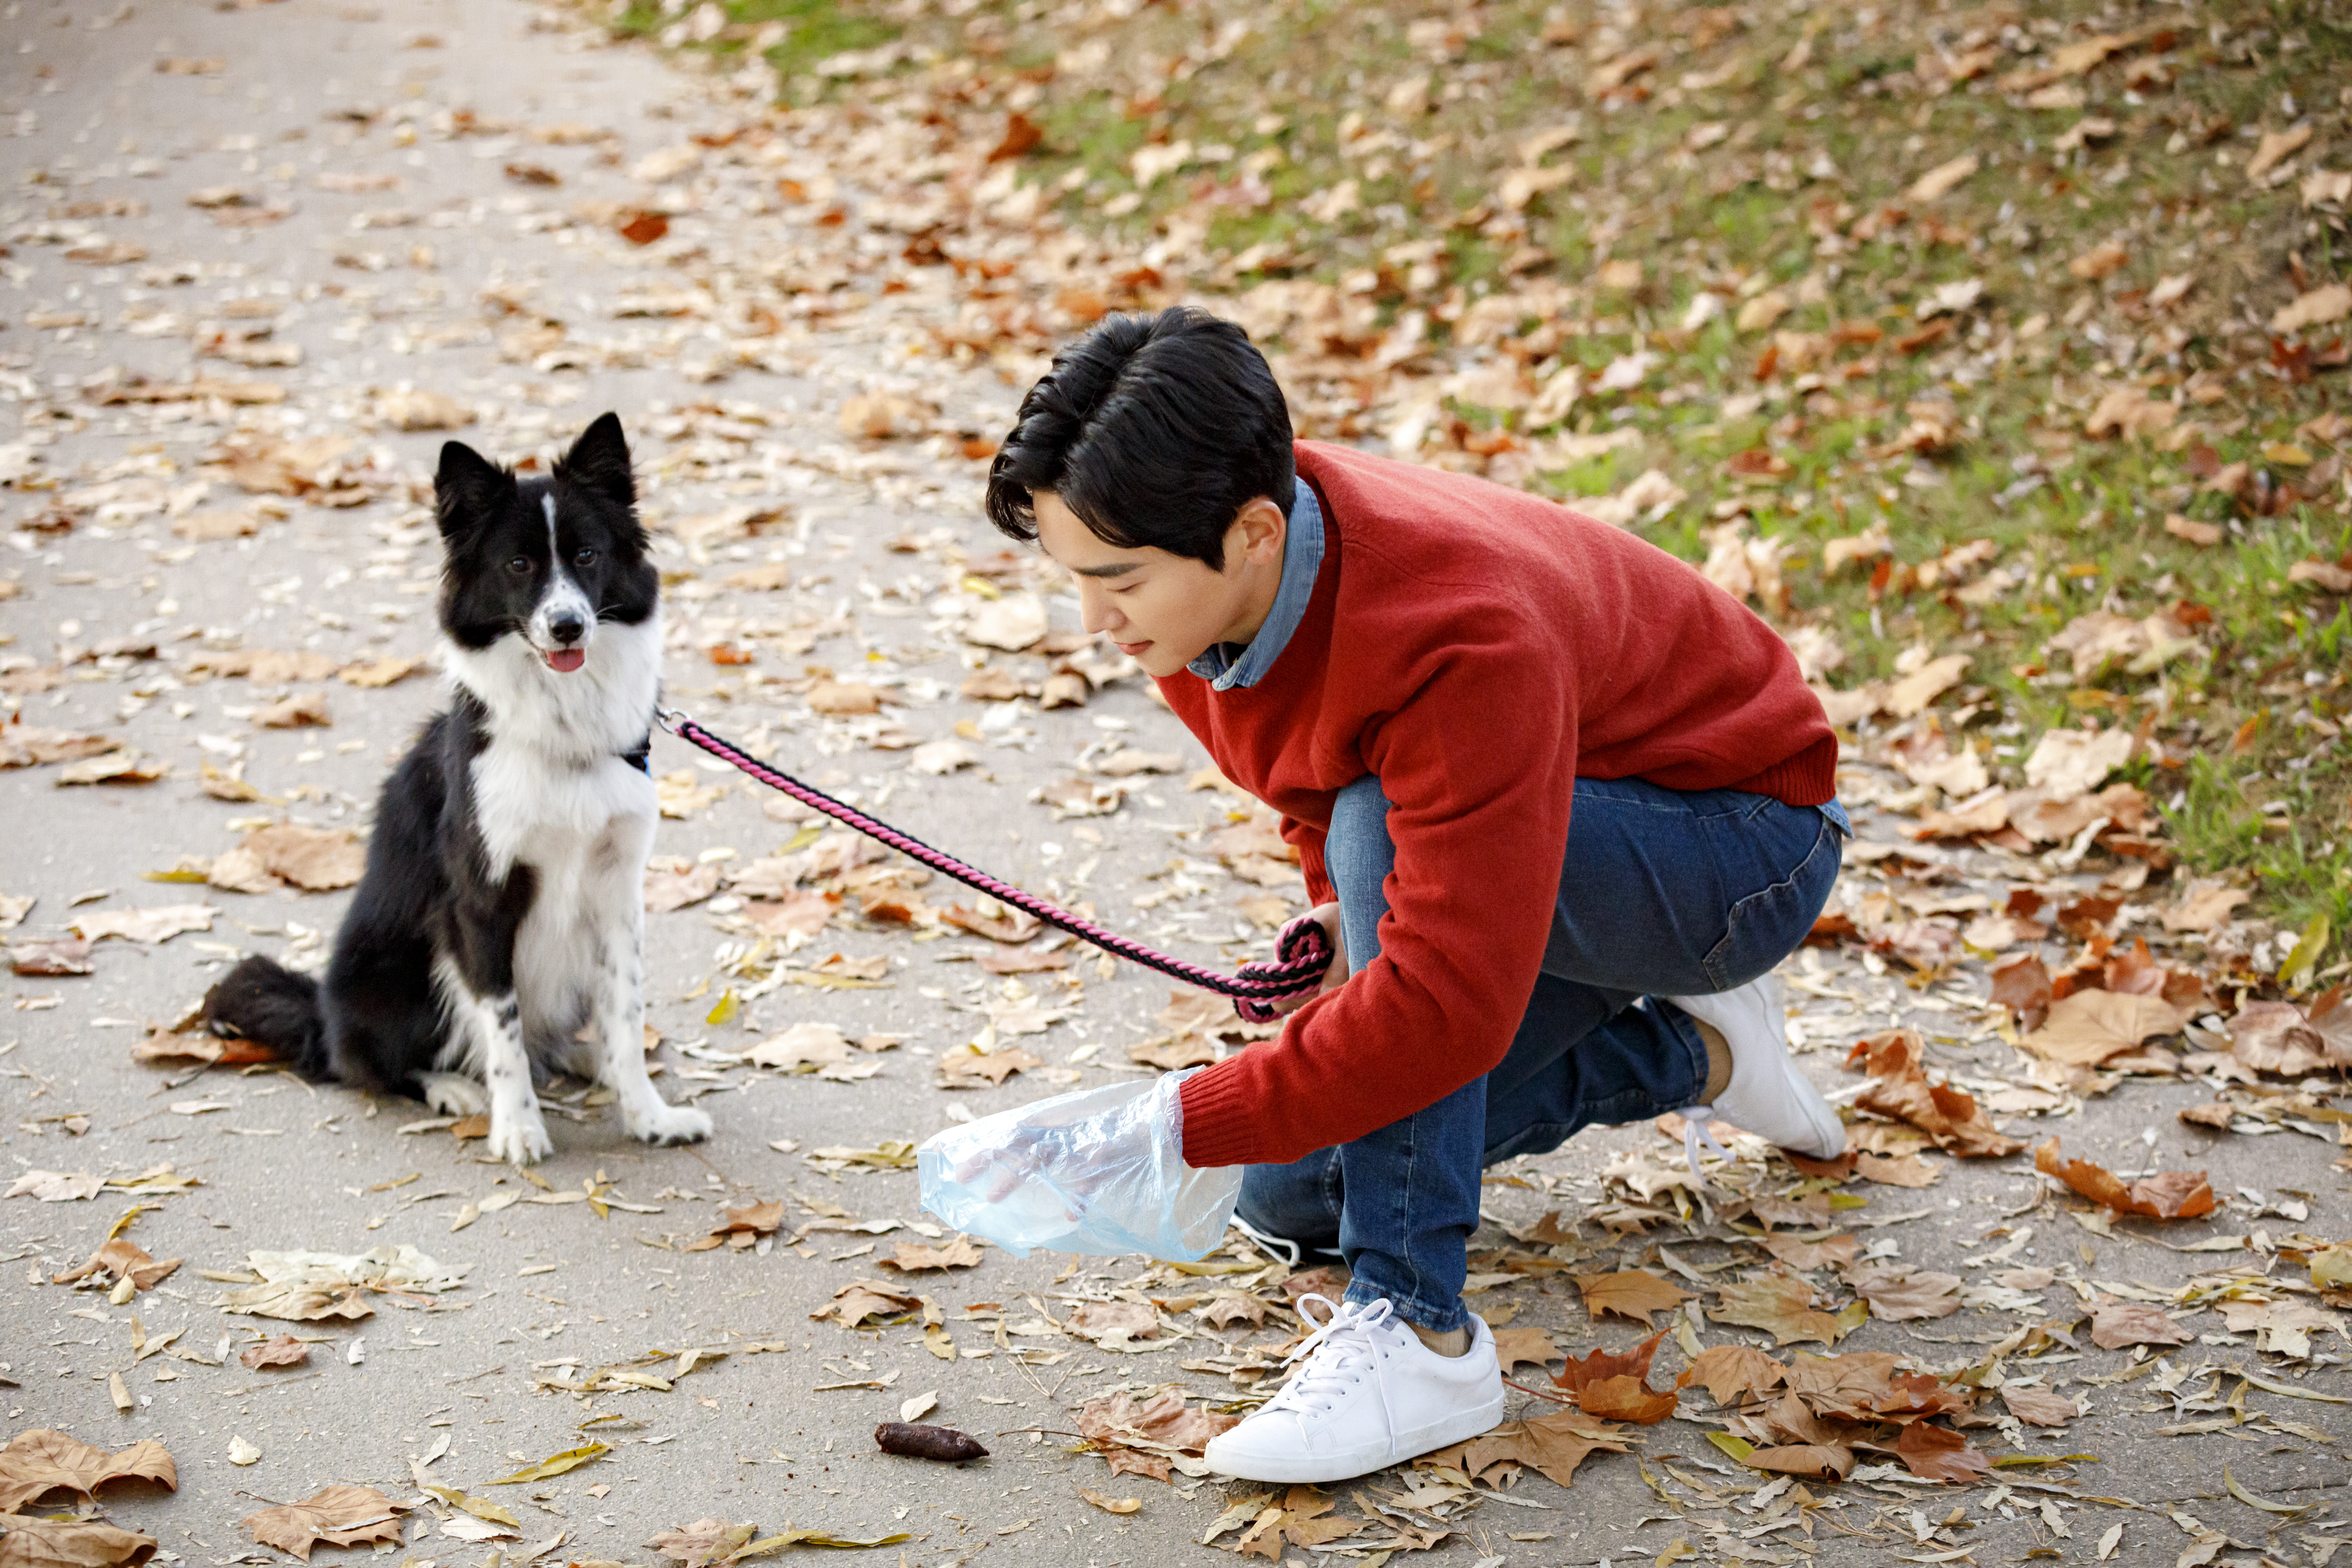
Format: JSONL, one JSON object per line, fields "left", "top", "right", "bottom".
{"left": 1167, "top": 442, "right": 1838, "bottom": 1169}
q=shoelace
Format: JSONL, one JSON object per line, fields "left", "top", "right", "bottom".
{"left": 1227, "top": 1213, "right": 1302, "bottom": 1270}
{"left": 1270, "top": 1295, "right": 1402, "bottom": 1452}
{"left": 1679, "top": 1105, "right": 1733, "bottom": 1185}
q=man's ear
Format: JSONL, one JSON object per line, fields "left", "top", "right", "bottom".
{"left": 556, "top": 412, "right": 635, "bottom": 510}
{"left": 435, "top": 440, "right": 512, "bottom": 541}
{"left": 1233, "top": 495, "right": 1287, "bottom": 566}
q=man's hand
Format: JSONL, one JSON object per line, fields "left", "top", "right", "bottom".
{"left": 1271, "top": 902, "right": 1347, "bottom": 1015}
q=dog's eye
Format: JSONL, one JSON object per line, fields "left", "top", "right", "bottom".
{"left": 573, "top": 547, "right": 598, "bottom": 567}
{"left": 507, "top": 555, "right": 532, "bottom": 576}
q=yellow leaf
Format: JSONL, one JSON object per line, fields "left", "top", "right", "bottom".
{"left": 484, "top": 1442, "right": 609, "bottom": 1484}
{"left": 706, "top": 989, "right": 741, "bottom": 1027}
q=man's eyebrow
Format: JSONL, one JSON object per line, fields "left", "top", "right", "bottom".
{"left": 1065, "top": 561, "right": 1143, "bottom": 579}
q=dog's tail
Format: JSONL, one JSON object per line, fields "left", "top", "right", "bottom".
{"left": 200, "top": 956, "right": 330, "bottom": 1079}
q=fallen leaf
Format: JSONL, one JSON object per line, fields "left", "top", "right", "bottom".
{"left": 71, "top": 904, "right": 215, "bottom": 945}
{"left": 810, "top": 1280, "right": 922, "bottom": 1329}
{"left": 484, "top": 1444, "right": 608, "bottom": 1485}
{"left": 1075, "top": 1388, "right": 1238, "bottom": 1483}
{"left": 5, "top": 1170, "right": 105, "bottom": 1202}
{"left": 1078, "top": 1488, "right": 1139, "bottom": 1515}
{"left": 243, "top": 1485, "right": 409, "bottom": 1561}
{"left": 1844, "top": 1031, "right": 2022, "bottom": 1156}
{"left": 1490, "top": 1325, "right": 1559, "bottom": 1372}
{"left": 1845, "top": 1265, "right": 1962, "bottom": 1321}
{"left": 237, "top": 824, "right": 366, "bottom": 892}
{"left": 0, "top": 1514, "right": 159, "bottom": 1568}
{"left": 1571, "top": 1269, "right": 1693, "bottom": 1326}
{"left": 2034, "top": 1138, "right": 2215, "bottom": 1219}
{"left": 50, "top": 1239, "right": 182, "bottom": 1293}
{"left": 1677, "top": 1344, "right": 1788, "bottom": 1406}
{"left": 877, "top": 1236, "right": 983, "bottom": 1273}
{"left": 1712, "top": 1272, "right": 1856, "bottom": 1347}
{"left": 239, "top": 1334, "right": 310, "bottom": 1370}
{"left": 2001, "top": 1385, "right": 2080, "bottom": 1427}
{"left": 1891, "top": 1422, "right": 1989, "bottom": 1484}
{"left": 2017, "top": 990, "right": 2185, "bottom": 1066}
{"left": 1233, "top": 1487, "right": 1362, "bottom": 1558}
{"left": 2089, "top": 1300, "right": 2192, "bottom": 1351}
{"left": 1419, "top": 1406, "right": 1631, "bottom": 1490}
{"left": 0, "top": 1430, "right": 177, "bottom": 1513}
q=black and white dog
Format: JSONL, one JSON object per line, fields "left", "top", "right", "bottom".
{"left": 202, "top": 413, "right": 710, "bottom": 1164}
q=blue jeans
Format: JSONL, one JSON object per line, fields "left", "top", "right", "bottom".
{"left": 1236, "top": 775, "right": 1850, "bottom": 1333}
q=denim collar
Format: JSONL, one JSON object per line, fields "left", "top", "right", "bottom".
{"left": 1184, "top": 483, "right": 1324, "bottom": 692}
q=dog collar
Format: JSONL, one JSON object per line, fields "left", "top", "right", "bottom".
{"left": 622, "top": 734, "right": 651, "bottom": 774}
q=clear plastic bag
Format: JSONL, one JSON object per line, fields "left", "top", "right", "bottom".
{"left": 917, "top": 1069, "right": 1241, "bottom": 1261}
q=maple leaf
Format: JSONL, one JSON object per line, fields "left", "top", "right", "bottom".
{"left": 1422, "top": 1406, "right": 1630, "bottom": 1490}
{"left": 808, "top": 1280, "right": 922, "bottom": 1328}
{"left": 1550, "top": 1330, "right": 1677, "bottom": 1423}
{"left": 1235, "top": 1487, "right": 1362, "bottom": 1558}
{"left": 1489, "top": 1325, "right": 1559, "bottom": 1372}
{"left": 2016, "top": 990, "right": 2186, "bottom": 1067}
{"left": 0, "top": 1430, "right": 177, "bottom": 1513}
{"left": 50, "top": 1239, "right": 182, "bottom": 1293}
{"left": 1571, "top": 1268, "right": 1692, "bottom": 1326}
{"left": 2034, "top": 1138, "right": 2215, "bottom": 1219}
{"left": 1712, "top": 1272, "right": 1858, "bottom": 1347}
{"left": 1677, "top": 1344, "right": 1788, "bottom": 1407}
{"left": 1890, "top": 1422, "right": 1990, "bottom": 1484}
{"left": 1843, "top": 1030, "right": 2021, "bottom": 1157}
{"left": 242, "top": 1484, "right": 408, "bottom": 1561}
{"left": 1757, "top": 1232, "right": 1857, "bottom": 1271}
{"left": 1845, "top": 1265, "right": 1962, "bottom": 1322}
{"left": 2089, "top": 1301, "right": 2192, "bottom": 1351}
{"left": 0, "top": 1514, "right": 159, "bottom": 1568}
{"left": 878, "top": 1236, "right": 983, "bottom": 1273}
{"left": 238, "top": 1334, "right": 310, "bottom": 1370}
{"left": 2000, "top": 1385, "right": 2080, "bottom": 1427}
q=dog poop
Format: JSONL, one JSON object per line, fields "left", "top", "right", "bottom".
{"left": 874, "top": 1422, "right": 989, "bottom": 1462}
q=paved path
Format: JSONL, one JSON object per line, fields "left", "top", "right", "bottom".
{"left": 2, "top": 5, "right": 2342, "bottom": 1567}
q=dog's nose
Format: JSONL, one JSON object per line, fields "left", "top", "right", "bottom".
{"left": 549, "top": 612, "right": 586, "bottom": 646}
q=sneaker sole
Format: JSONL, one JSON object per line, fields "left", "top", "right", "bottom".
{"left": 1203, "top": 1389, "right": 1510, "bottom": 1485}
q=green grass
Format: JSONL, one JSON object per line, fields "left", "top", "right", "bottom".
{"left": 602, "top": 0, "right": 2352, "bottom": 943}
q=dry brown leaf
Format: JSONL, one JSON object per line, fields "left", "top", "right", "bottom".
{"left": 2034, "top": 1138, "right": 2214, "bottom": 1219}
{"left": 2016, "top": 990, "right": 2184, "bottom": 1066}
{"left": 5, "top": 1169, "right": 104, "bottom": 1202}
{"left": 255, "top": 691, "right": 332, "bottom": 729}
{"left": 2226, "top": 1001, "right": 2337, "bottom": 1076}
{"left": 71, "top": 904, "right": 215, "bottom": 945}
{"left": 336, "top": 656, "right": 426, "bottom": 689}
{"left": 0, "top": 726, "right": 116, "bottom": 769}
{"left": 1234, "top": 1487, "right": 1362, "bottom": 1558}
{"left": 1076, "top": 1387, "right": 1238, "bottom": 1483}
{"left": 808, "top": 1279, "right": 921, "bottom": 1328}
{"left": 50, "top": 1239, "right": 182, "bottom": 1293}
{"left": 1712, "top": 1272, "right": 1856, "bottom": 1347}
{"left": 0, "top": 1514, "right": 159, "bottom": 1568}
{"left": 238, "top": 1334, "right": 310, "bottom": 1370}
{"left": 1419, "top": 1406, "right": 1629, "bottom": 1490}
{"left": 878, "top": 1237, "right": 983, "bottom": 1273}
{"left": 1999, "top": 1385, "right": 2079, "bottom": 1427}
{"left": 1845, "top": 1031, "right": 2022, "bottom": 1157}
{"left": 242, "top": 1485, "right": 408, "bottom": 1561}
{"left": 1489, "top": 1324, "right": 1558, "bottom": 1372}
{"left": 2089, "top": 1301, "right": 2191, "bottom": 1351}
{"left": 238, "top": 824, "right": 366, "bottom": 892}
{"left": 1677, "top": 1344, "right": 1787, "bottom": 1406}
{"left": 1571, "top": 1269, "right": 1692, "bottom": 1326}
{"left": 1891, "top": 1421, "right": 1989, "bottom": 1484}
{"left": 0, "top": 1430, "right": 178, "bottom": 1513}
{"left": 1845, "top": 1265, "right": 1962, "bottom": 1321}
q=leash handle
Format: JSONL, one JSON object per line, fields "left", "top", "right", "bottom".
{"left": 658, "top": 711, "right": 1334, "bottom": 1019}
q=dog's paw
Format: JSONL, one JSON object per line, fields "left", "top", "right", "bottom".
{"left": 419, "top": 1072, "right": 489, "bottom": 1117}
{"left": 628, "top": 1100, "right": 713, "bottom": 1147}
{"left": 487, "top": 1113, "right": 555, "bottom": 1166}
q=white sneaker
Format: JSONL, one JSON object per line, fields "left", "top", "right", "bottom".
{"left": 1660, "top": 972, "right": 1845, "bottom": 1169}
{"left": 1202, "top": 1295, "right": 1506, "bottom": 1484}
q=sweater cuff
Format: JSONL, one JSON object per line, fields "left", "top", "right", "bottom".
{"left": 1177, "top": 1057, "right": 1261, "bottom": 1168}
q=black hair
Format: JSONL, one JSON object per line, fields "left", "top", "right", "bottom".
{"left": 983, "top": 306, "right": 1296, "bottom": 573}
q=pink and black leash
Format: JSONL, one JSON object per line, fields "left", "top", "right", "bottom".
{"left": 656, "top": 707, "right": 1334, "bottom": 1022}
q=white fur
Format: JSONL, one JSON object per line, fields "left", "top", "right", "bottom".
{"left": 432, "top": 607, "right": 709, "bottom": 1163}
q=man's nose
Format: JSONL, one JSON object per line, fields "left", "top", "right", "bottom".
{"left": 548, "top": 611, "right": 586, "bottom": 646}
{"left": 1076, "top": 585, "right": 1120, "bottom": 635}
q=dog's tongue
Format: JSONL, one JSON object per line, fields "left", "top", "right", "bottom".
{"left": 545, "top": 648, "right": 586, "bottom": 673}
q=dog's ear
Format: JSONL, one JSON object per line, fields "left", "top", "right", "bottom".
{"left": 556, "top": 412, "right": 635, "bottom": 510}
{"left": 435, "top": 440, "right": 512, "bottom": 540}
